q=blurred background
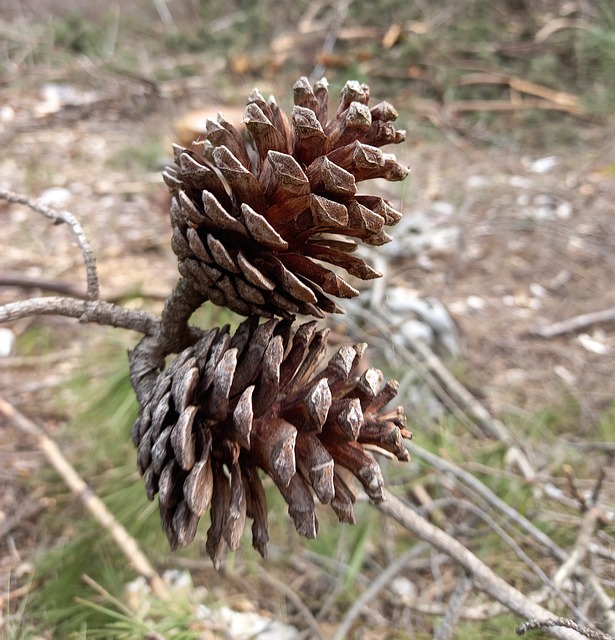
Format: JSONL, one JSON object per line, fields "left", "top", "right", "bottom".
{"left": 1, "top": 1, "right": 614, "bottom": 639}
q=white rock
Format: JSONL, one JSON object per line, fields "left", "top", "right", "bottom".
{"left": 448, "top": 299, "right": 468, "bottom": 315}
{"left": 197, "top": 605, "right": 299, "bottom": 640}
{"left": 393, "top": 319, "right": 434, "bottom": 347}
{"left": 554, "top": 365, "right": 576, "bottom": 385}
{"left": 509, "top": 176, "right": 533, "bottom": 189}
{"left": 0, "top": 328, "right": 16, "bottom": 357}
{"left": 0, "top": 105, "right": 15, "bottom": 122}
{"left": 391, "top": 576, "right": 418, "bottom": 600}
{"left": 466, "top": 295, "right": 486, "bottom": 311}
{"left": 466, "top": 175, "right": 490, "bottom": 189}
{"left": 556, "top": 201, "right": 573, "bottom": 219}
{"left": 529, "top": 283, "right": 548, "bottom": 299}
{"left": 431, "top": 200, "right": 455, "bottom": 216}
{"left": 578, "top": 333, "right": 611, "bottom": 355}
{"left": 529, "top": 156, "right": 558, "bottom": 173}
{"left": 39, "top": 187, "right": 71, "bottom": 207}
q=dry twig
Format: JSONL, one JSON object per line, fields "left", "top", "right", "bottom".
{"left": 332, "top": 543, "right": 429, "bottom": 640}
{"left": 517, "top": 618, "right": 614, "bottom": 640}
{"left": 377, "top": 490, "right": 589, "bottom": 640}
{"left": 0, "top": 188, "right": 99, "bottom": 300}
{"left": 407, "top": 443, "right": 562, "bottom": 560}
{"left": 0, "top": 398, "right": 169, "bottom": 600}
{"left": 532, "top": 308, "right": 615, "bottom": 339}
{"left": 434, "top": 573, "right": 473, "bottom": 640}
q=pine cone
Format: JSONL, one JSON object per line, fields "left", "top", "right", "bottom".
{"left": 164, "top": 77, "right": 408, "bottom": 319}
{"left": 131, "top": 318, "right": 411, "bottom": 566}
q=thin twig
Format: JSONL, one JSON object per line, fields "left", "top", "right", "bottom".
{"left": 517, "top": 618, "right": 614, "bottom": 640}
{"left": 531, "top": 308, "right": 615, "bottom": 339}
{"left": 0, "top": 188, "right": 99, "bottom": 300}
{"left": 332, "top": 543, "right": 429, "bottom": 640}
{"left": 0, "top": 296, "right": 159, "bottom": 335}
{"left": 0, "top": 398, "right": 169, "bottom": 600}
{"left": 419, "top": 497, "right": 584, "bottom": 622}
{"left": 434, "top": 573, "right": 473, "bottom": 640}
{"left": 553, "top": 506, "right": 602, "bottom": 589}
{"left": 256, "top": 566, "right": 324, "bottom": 640}
{"left": 408, "top": 442, "right": 566, "bottom": 562}
{"left": 0, "top": 273, "right": 87, "bottom": 299}
{"left": 310, "top": 0, "right": 351, "bottom": 81}
{"left": 377, "top": 490, "right": 588, "bottom": 640}
{"left": 585, "top": 574, "right": 615, "bottom": 638}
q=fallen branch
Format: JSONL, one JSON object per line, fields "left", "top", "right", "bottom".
{"left": 447, "top": 98, "right": 586, "bottom": 117}
{"left": 0, "top": 398, "right": 169, "bottom": 600}
{"left": 531, "top": 308, "right": 615, "bottom": 339}
{"left": 456, "top": 73, "right": 581, "bottom": 110}
{"left": 0, "top": 273, "right": 88, "bottom": 299}
{"left": 377, "top": 490, "right": 588, "bottom": 640}
{"left": 418, "top": 497, "right": 582, "bottom": 621}
{"left": 553, "top": 506, "right": 602, "bottom": 589}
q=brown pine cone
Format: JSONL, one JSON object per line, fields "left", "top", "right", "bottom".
{"left": 164, "top": 77, "right": 408, "bottom": 320}
{"left": 131, "top": 317, "right": 411, "bottom": 566}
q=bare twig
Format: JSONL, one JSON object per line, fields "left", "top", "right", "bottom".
{"left": 531, "top": 308, "right": 615, "bottom": 339}
{"left": 456, "top": 73, "right": 582, "bottom": 110}
{"left": 553, "top": 507, "right": 602, "bottom": 589}
{"left": 0, "top": 398, "right": 169, "bottom": 600}
{"left": 534, "top": 18, "right": 593, "bottom": 43}
{"left": 0, "top": 296, "right": 159, "bottom": 335}
{"left": 434, "top": 573, "right": 473, "bottom": 640}
{"left": 585, "top": 574, "right": 615, "bottom": 638}
{"left": 332, "top": 543, "right": 429, "bottom": 640}
{"left": 256, "top": 566, "right": 324, "bottom": 640}
{"left": 408, "top": 340, "right": 529, "bottom": 457}
{"left": 310, "top": 0, "right": 351, "bottom": 81}
{"left": 0, "top": 188, "right": 99, "bottom": 300}
{"left": 517, "top": 618, "right": 614, "bottom": 640}
{"left": 0, "top": 582, "right": 36, "bottom": 609}
{"left": 377, "top": 490, "right": 588, "bottom": 640}
{"left": 419, "top": 497, "right": 584, "bottom": 621}
{"left": 408, "top": 443, "right": 566, "bottom": 562}
{"left": 0, "top": 273, "right": 87, "bottom": 299}
{"left": 0, "top": 498, "right": 49, "bottom": 538}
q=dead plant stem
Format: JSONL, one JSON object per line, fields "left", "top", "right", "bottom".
{"left": 0, "top": 398, "right": 169, "bottom": 600}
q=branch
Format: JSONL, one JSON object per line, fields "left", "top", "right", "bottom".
{"left": 0, "top": 296, "right": 159, "bottom": 335}
{"left": 0, "top": 272, "right": 87, "bottom": 299}
{"left": 408, "top": 443, "right": 566, "bottom": 562}
{"left": 377, "top": 490, "right": 589, "bottom": 640}
{"left": 128, "top": 277, "right": 207, "bottom": 405}
{"left": 531, "top": 308, "right": 615, "bottom": 339}
{"left": 418, "top": 497, "right": 583, "bottom": 622}
{"left": 517, "top": 618, "right": 614, "bottom": 640}
{"left": 332, "top": 542, "right": 430, "bottom": 640}
{"left": 434, "top": 573, "right": 473, "bottom": 640}
{"left": 0, "top": 188, "right": 99, "bottom": 300}
{"left": 553, "top": 506, "right": 601, "bottom": 588}
{"left": 0, "top": 397, "right": 168, "bottom": 600}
